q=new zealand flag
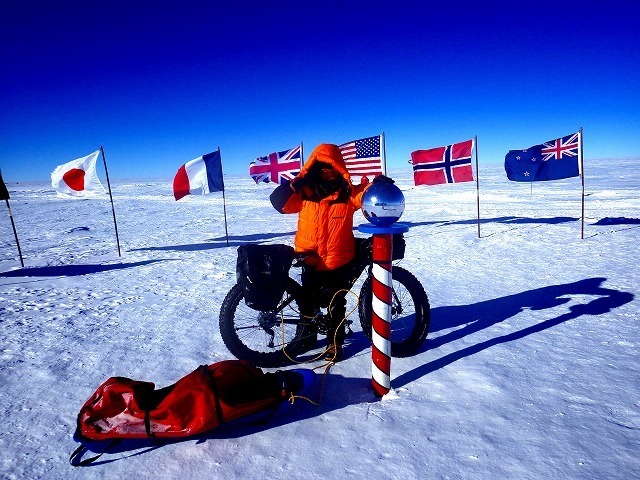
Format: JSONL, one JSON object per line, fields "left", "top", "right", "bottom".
{"left": 505, "top": 132, "right": 581, "bottom": 182}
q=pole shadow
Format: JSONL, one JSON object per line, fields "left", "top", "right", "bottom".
{"left": 0, "top": 260, "right": 169, "bottom": 278}
{"left": 593, "top": 217, "right": 640, "bottom": 226}
{"left": 393, "top": 277, "right": 634, "bottom": 388}
{"left": 130, "top": 232, "right": 296, "bottom": 252}
{"left": 400, "top": 216, "right": 578, "bottom": 229}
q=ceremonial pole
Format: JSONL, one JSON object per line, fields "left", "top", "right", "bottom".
{"left": 4, "top": 199, "right": 25, "bottom": 267}
{"left": 219, "top": 146, "right": 230, "bottom": 246}
{"left": 0, "top": 170, "right": 24, "bottom": 266}
{"left": 579, "top": 127, "right": 585, "bottom": 239}
{"left": 475, "top": 135, "right": 481, "bottom": 238}
{"left": 359, "top": 222, "right": 409, "bottom": 397}
{"left": 300, "top": 142, "right": 304, "bottom": 167}
{"left": 100, "top": 146, "right": 121, "bottom": 256}
{"left": 381, "top": 132, "right": 387, "bottom": 175}
{"left": 359, "top": 179, "right": 408, "bottom": 397}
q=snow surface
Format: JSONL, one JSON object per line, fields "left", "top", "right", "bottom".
{"left": 1, "top": 158, "right": 639, "bottom": 480}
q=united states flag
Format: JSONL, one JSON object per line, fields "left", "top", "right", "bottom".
{"left": 411, "top": 139, "right": 475, "bottom": 186}
{"left": 250, "top": 145, "right": 302, "bottom": 185}
{"left": 339, "top": 135, "right": 384, "bottom": 182}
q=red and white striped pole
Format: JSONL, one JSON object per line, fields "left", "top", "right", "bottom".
{"left": 359, "top": 222, "right": 408, "bottom": 397}
{"left": 371, "top": 232, "right": 393, "bottom": 396}
{"left": 359, "top": 178, "right": 407, "bottom": 397}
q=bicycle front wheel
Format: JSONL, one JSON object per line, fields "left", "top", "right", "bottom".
{"left": 358, "top": 266, "right": 430, "bottom": 357}
{"left": 219, "top": 279, "right": 312, "bottom": 367}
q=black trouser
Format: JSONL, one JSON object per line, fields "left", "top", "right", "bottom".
{"left": 300, "top": 262, "right": 354, "bottom": 346}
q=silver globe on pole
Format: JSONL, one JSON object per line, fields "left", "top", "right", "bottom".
{"left": 361, "top": 182, "right": 405, "bottom": 227}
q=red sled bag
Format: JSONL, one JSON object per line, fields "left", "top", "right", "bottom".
{"left": 75, "top": 360, "right": 307, "bottom": 442}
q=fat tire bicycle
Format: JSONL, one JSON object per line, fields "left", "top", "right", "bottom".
{"left": 219, "top": 236, "right": 430, "bottom": 367}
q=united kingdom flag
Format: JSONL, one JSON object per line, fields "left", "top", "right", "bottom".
{"left": 250, "top": 145, "right": 302, "bottom": 185}
{"left": 541, "top": 132, "right": 580, "bottom": 162}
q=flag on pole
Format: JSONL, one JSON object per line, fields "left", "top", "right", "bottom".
{"left": 0, "top": 169, "right": 9, "bottom": 200}
{"left": 173, "top": 151, "right": 225, "bottom": 201}
{"left": 504, "top": 132, "right": 581, "bottom": 182}
{"left": 249, "top": 145, "right": 302, "bottom": 184}
{"left": 339, "top": 135, "right": 384, "bottom": 182}
{"left": 411, "top": 139, "right": 475, "bottom": 186}
{"left": 51, "top": 150, "right": 106, "bottom": 197}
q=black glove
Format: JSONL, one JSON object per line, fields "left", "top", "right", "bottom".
{"left": 372, "top": 174, "right": 394, "bottom": 185}
{"left": 290, "top": 175, "right": 310, "bottom": 192}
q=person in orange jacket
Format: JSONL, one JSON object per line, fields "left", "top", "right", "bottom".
{"left": 270, "top": 143, "right": 371, "bottom": 361}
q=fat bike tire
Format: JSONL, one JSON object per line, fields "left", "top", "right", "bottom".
{"left": 219, "top": 281, "right": 312, "bottom": 368}
{"left": 358, "top": 266, "right": 430, "bottom": 357}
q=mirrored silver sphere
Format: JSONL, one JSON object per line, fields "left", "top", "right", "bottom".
{"left": 361, "top": 182, "right": 405, "bottom": 226}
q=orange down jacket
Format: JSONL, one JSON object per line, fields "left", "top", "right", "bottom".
{"left": 271, "top": 144, "right": 370, "bottom": 270}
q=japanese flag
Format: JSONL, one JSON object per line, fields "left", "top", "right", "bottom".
{"left": 51, "top": 150, "right": 106, "bottom": 197}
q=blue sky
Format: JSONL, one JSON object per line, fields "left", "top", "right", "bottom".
{"left": 1, "top": 1, "right": 638, "bottom": 182}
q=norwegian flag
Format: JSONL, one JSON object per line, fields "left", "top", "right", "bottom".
{"left": 411, "top": 139, "right": 475, "bottom": 186}
{"left": 339, "top": 135, "right": 384, "bottom": 182}
{"left": 250, "top": 145, "right": 302, "bottom": 184}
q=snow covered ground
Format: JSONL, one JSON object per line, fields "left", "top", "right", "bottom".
{"left": 1, "top": 158, "right": 638, "bottom": 479}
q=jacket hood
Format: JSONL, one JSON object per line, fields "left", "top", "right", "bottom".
{"left": 299, "top": 144, "right": 352, "bottom": 187}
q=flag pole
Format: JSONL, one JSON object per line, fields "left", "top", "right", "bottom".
{"left": 300, "top": 141, "right": 304, "bottom": 167}
{"left": 580, "top": 127, "right": 585, "bottom": 239}
{"left": 381, "top": 132, "right": 387, "bottom": 175}
{"left": 474, "top": 135, "right": 481, "bottom": 238}
{"left": 219, "top": 146, "right": 230, "bottom": 246}
{"left": 4, "top": 199, "right": 25, "bottom": 267}
{"left": 100, "top": 146, "right": 122, "bottom": 257}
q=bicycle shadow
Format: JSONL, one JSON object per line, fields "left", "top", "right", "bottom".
{"left": 393, "top": 277, "right": 634, "bottom": 388}
{"left": 71, "top": 277, "right": 633, "bottom": 464}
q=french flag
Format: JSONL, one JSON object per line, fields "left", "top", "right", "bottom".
{"left": 173, "top": 151, "right": 225, "bottom": 201}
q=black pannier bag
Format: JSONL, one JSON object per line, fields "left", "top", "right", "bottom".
{"left": 392, "top": 233, "right": 406, "bottom": 260}
{"left": 236, "top": 244, "right": 295, "bottom": 311}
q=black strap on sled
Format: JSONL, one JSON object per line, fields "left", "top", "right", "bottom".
{"left": 69, "top": 439, "right": 121, "bottom": 467}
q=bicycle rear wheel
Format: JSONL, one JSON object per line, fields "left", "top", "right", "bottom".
{"left": 219, "top": 279, "right": 312, "bottom": 367}
{"left": 358, "top": 266, "right": 430, "bottom": 357}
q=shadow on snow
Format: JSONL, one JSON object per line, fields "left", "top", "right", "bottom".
{"left": 0, "top": 260, "right": 167, "bottom": 278}
{"left": 393, "top": 277, "right": 634, "bottom": 388}
{"left": 71, "top": 277, "right": 633, "bottom": 465}
{"left": 128, "top": 217, "right": 579, "bottom": 253}
{"left": 125, "top": 216, "right": 636, "bottom": 254}
{"left": 592, "top": 217, "right": 640, "bottom": 226}
{"left": 129, "top": 231, "right": 296, "bottom": 252}
{"left": 89, "top": 217, "right": 635, "bottom": 255}
{"left": 401, "top": 215, "right": 578, "bottom": 229}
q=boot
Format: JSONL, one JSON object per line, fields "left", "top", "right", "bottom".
{"left": 324, "top": 344, "right": 343, "bottom": 362}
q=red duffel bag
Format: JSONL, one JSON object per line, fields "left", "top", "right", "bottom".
{"left": 76, "top": 360, "right": 303, "bottom": 441}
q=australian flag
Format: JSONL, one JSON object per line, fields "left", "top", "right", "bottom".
{"left": 250, "top": 145, "right": 302, "bottom": 185}
{"left": 411, "top": 139, "right": 475, "bottom": 186}
{"left": 505, "top": 132, "right": 581, "bottom": 182}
